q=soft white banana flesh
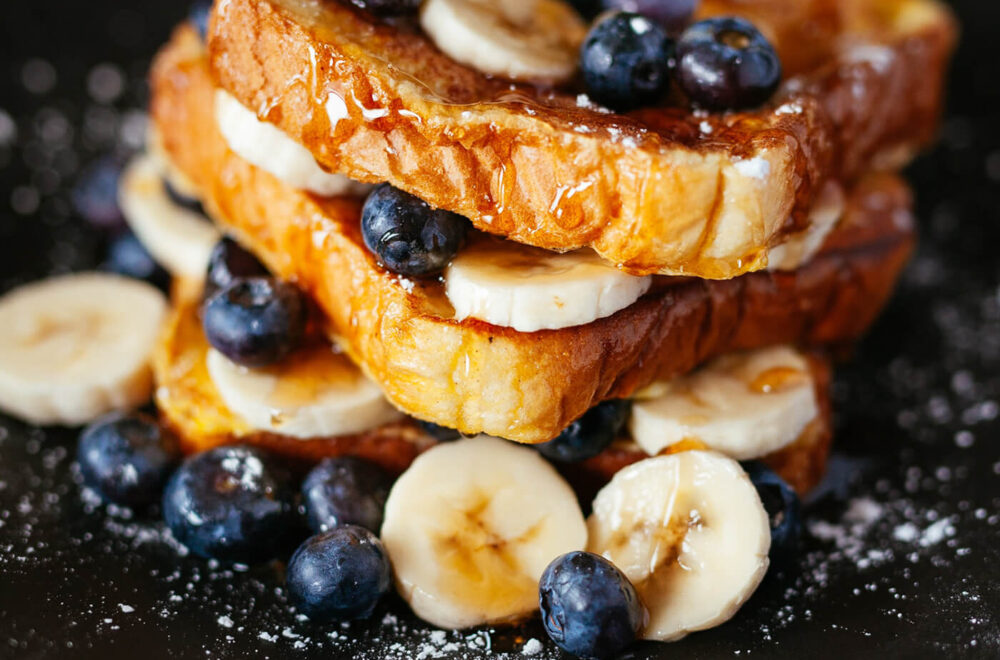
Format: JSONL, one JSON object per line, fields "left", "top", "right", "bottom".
{"left": 381, "top": 436, "right": 588, "bottom": 629}
{"left": 768, "top": 181, "right": 845, "bottom": 271}
{"left": 214, "top": 90, "right": 370, "bottom": 197}
{"left": 0, "top": 273, "right": 167, "bottom": 425}
{"left": 587, "top": 451, "right": 771, "bottom": 642}
{"left": 119, "top": 153, "right": 220, "bottom": 278}
{"left": 419, "top": 0, "right": 586, "bottom": 84}
{"left": 206, "top": 345, "right": 402, "bottom": 439}
{"left": 445, "top": 239, "right": 652, "bottom": 332}
{"left": 630, "top": 346, "right": 818, "bottom": 460}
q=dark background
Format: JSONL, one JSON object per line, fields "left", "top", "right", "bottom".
{"left": 1, "top": 1, "right": 999, "bottom": 658}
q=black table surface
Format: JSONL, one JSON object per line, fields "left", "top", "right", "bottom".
{"left": 1, "top": 1, "right": 998, "bottom": 658}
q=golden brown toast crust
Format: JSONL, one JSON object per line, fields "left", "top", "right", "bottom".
{"left": 153, "top": 283, "right": 436, "bottom": 474}
{"left": 154, "top": 287, "right": 832, "bottom": 493}
{"left": 206, "top": 0, "right": 953, "bottom": 278}
{"left": 151, "top": 28, "right": 915, "bottom": 443}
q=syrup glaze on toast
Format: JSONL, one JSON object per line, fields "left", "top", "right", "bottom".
{"left": 206, "top": 0, "right": 953, "bottom": 278}
{"left": 154, "top": 283, "right": 832, "bottom": 494}
{"left": 153, "top": 27, "right": 915, "bottom": 443}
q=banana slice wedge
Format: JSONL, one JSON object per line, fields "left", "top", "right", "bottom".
{"left": 381, "top": 435, "right": 587, "bottom": 629}
{"left": 419, "top": 0, "right": 586, "bottom": 84}
{"left": 206, "top": 345, "right": 402, "bottom": 439}
{"left": 119, "top": 153, "right": 221, "bottom": 278}
{"left": 214, "top": 90, "right": 370, "bottom": 197}
{"left": 445, "top": 239, "right": 652, "bottom": 332}
{"left": 587, "top": 451, "right": 770, "bottom": 642}
{"left": 630, "top": 346, "right": 818, "bottom": 460}
{"left": 0, "top": 273, "right": 167, "bottom": 425}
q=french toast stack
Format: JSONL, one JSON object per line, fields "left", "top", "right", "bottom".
{"left": 121, "top": 0, "right": 955, "bottom": 650}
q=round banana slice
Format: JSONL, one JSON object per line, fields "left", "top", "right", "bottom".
{"left": 445, "top": 239, "right": 652, "bottom": 332}
{"left": 214, "top": 90, "right": 370, "bottom": 197}
{"left": 206, "top": 345, "right": 402, "bottom": 439}
{"left": 587, "top": 451, "right": 770, "bottom": 642}
{"left": 119, "top": 153, "right": 220, "bottom": 278}
{"left": 0, "top": 273, "right": 167, "bottom": 426}
{"left": 419, "top": 0, "right": 586, "bottom": 84}
{"left": 381, "top": 435, "right": 587, "bottom": 629}
{"left": 630, "top": 346, "right": 818, "bottom": 460}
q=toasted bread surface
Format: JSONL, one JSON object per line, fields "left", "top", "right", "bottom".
{"left": 154, "top": 285, "right": 831, "bottom": 493}
{"left": 151, "top": 28, "right": 914, "bottom": 443}
{"left": 153, "top": 281, "right": 435, "bottom": 474}
{"left": 206, "top": 0, "right": 953, "bottom": 278}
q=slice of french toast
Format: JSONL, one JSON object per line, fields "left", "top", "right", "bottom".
{"left": 151, "top": 26, "right": 915, "bottom": 443}
{"left": 153, "top": 284, "right": 832, "bottom": 494}
{"left": 206, "top": 0, "right": 953, "bottom": 278}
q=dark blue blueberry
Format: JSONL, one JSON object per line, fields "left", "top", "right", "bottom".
{"left": 535, "top": 400, "right": 630, "bottom": 463}
{"left": 539, "top": 551, "right": 644, "bottom": 659}
{"left": 286, "top": 526, "right": 392, "bottom": 622}
{"left": 675, "top": 16, "right": 782, "bottom": 111}
{"left": 600, "top": 0, "right": 697, "bottom": 33}
{"left": 202, "top": 276, "right": 305, "bottom": 367}
{"left": 189, "top": 1, "right": 212, "bottom": 40}
{"left": 361, "top": 184, "right": 469, "bottom": 277}
{"left": 203, "top": 237, "right": 270, "bottom": 301}
{"left": 743, "top": 460, "right": 802, "bottom": 561}
{"left": 77, "top": 413, "right": 179, "bottom": 508}
{"left": 164, "top": 178, "right": 207, "bottom": 217}
{"left": 72, "top": 156, "right": 125, "bottom": 231}
{"left": 417, "top": 420, "right": 462, "bottom": 442}
{"left": 104, "top": 232, "right": 170, "bottom": 290}
{"left": 347, "top": 0, "right": 422, "bottom": 17}
{"left": 302, "top": 457, "right": 393, "bottom": 534}
{"left": 162, "top": 446, "right": 298, "bottom": 562}
{"left": 580, "top": 12, "right": 674, "bottom": 112}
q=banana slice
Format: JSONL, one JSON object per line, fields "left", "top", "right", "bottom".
{"left": 119, "top": 153, "right": 221, "bottom": 278}
{"left": 419, "top": 0, "right": 586, "bottom": 84}
{"left": 381, "top": 435, "right": 587, "bottom": 629}
{"left": 214, "top": 90, "right": 370, "bottom": 197}
{"left": 445, "top": 239, "right": 652, "bottom": 332}
{"left": 630, "top": 346, "right": 818, "bottom": 460}
{"left": 587, "top": 452, "right": 770, "bottom": 642}
{"left": 0, "top": 273, "right": 167, "bottom": 425}
{"left": 206, "top": 345, "right": 402, "bottom": 439}
{"left": 768, "top": 181, "right": 845, "bottom": 271}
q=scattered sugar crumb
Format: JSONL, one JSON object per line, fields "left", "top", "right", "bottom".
{"left": 522, "top": 638, "right": 543, "bottom": 655}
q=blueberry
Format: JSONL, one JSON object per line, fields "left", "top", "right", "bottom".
{"left": 346, "top": 0, "right": 422, "bottom": 17}
{"left": 104, "top": 232, "right": 170, "bottom": 290}
{"left": 302, "top": 457, "right": 393, "bottom": 534}
{"left": 202, "top": 277, "right": 305, "bottom": 367}
{"left": 361, "top": 184, "right": 469, "bottom": 277}
{"left": 539, "top": 551, "right": 644, "bottom": 659}
{"left": 189, "top": 1, "right": 212, "bottom": 40}
{"left": 77, "top": 413, "right": 179, "bottom": 508}
{"left": 164, "top": 178, "right": 207, "bottom": 217}
{"left": 675, "top": 16, "right": 782, "bottom": 111}
{"left": 287, "top": 525, "right": 392, "bottom": 621}
{"left": 417, "top": 420, "right": 462, "bottom": 442}
{"left": 162, "top": 446, "right": 298, "bottom": 562}
{"left": 72, "top": 156, "right": 125, "bottom": 231}
{"left": 743, "top": 461, "right": 801, "bottom": 561}
{"left": 535, "top": 400, "right": 630, "bottom": 463}
{"left": 203, "top": 237, "right": 270, "bottom": 301}
{"left": 580, "top": 12, "right": 674, "bottom": 112}
{"left": 600, "top": 0, "right": 697, "bottom": 33}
